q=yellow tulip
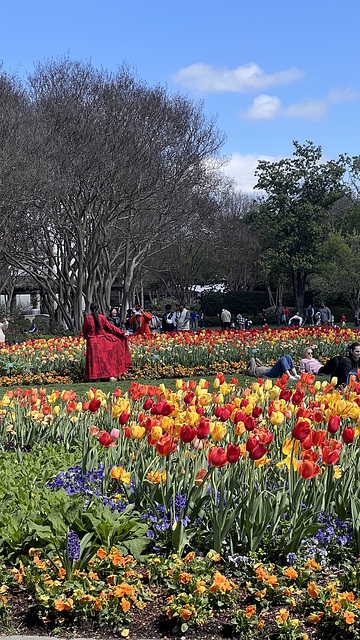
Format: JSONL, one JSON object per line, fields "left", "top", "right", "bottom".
{"left": 212, "top": 423, "right": 227, "bottom": 441}
{"left": 53, "top": 406, "right": 60, "bottom": 416}
{"left": 264, "top": 379, "right": 273, "bottom": 391}
{"left": 214, "top": 393, "right": 224, "bottom": 404}
{"left": 270, "top": 411, "right": 284, "bottom": 425}
{"left": 151, "top": 426, "right": 162, "bottom": 441}
{"left": 129, "top": 424, "right": 145, "bottom": 439}
{"left": 175, "top": 379, "right": 183, "bottom": 390}
{"left": 213, "top": 378, "right": 220, "bottom": 389}
{"left": 112, "top": 406, "right": 122, "bottom": 418}
{"left": 235, "top": 422, "right": 246, "bottom": 436}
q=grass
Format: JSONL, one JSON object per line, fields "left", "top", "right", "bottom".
{"left": 0, "top": 372, "right": 309, "bottom": 397}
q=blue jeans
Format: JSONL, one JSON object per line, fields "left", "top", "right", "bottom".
{"left": 265, "top": 355, "right": 294, "bottom": 378}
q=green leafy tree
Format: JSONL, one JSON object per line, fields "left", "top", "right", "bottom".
{"left": 249, "top": 141, "right": 346, "bottom": 311}
{"left": 316, "top": 231, "right": 360, "bottom": 314}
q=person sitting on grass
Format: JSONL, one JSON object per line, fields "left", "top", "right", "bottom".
{"left": 332, "top": 342, "right": 360, "bottom": 386}
{"left": 300, "top": 347, "right": 342, "bottom": 376}
{"left": 245, "top": 354, "right": 300, "bottom": 380}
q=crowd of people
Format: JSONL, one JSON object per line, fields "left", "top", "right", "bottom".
{"left": 219, "top": 302, "right": 343, "bottom": 330}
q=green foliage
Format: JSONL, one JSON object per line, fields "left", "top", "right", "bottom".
{"left": 201, "top": 290, "right": 269, "bottom": 316}
{"left": 249, "top": 141, "right": 347, "bottom": 309}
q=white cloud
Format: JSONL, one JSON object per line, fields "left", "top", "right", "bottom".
{"left": 242, "top": 94, "right": 281, "bottom": 119}
{"left": 171, "top": 62, "right": 304, "bottom": 93}
{"left": 241, "top": 86, "right": 357, "bottom": 121}
{"left": 285, "top": 98, "right": 327, "bottom": 121}
{"left": 222, "top": 152, "right": 282, "bottom": 193}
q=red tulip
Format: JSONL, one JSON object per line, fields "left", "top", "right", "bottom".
{"left": 320, "top": 439, "right": 343, "bottom": 465}
{"left": 119, "top": 412, "right": 130, "bottom": 425}
{"left": 244, "top": 416, "right": 256, "bottom": 431}
{"left": 321, "top": 447, "right": 340, "bottom": 465}
{"left": 279, "top": 389, "right": 292, "bottom": 401}
{"left": 311, "top": 429, "right": 327, "bottom": 447}
{"left": 89, "top": 398, "right": 101, "bottom": 413}
{"left": 327, "top": 415, "right": 341, "bottom": 434}
{"left": 143, "top": 398, "right": 154, "bottom": 410}
{"left": 292, "top": 421, "right": 311, "bottom": 442}
{"left": 161, "top": 403, "right": 174, "bottom": 416}
{"left": 196, "top": 420, "right": 210, "bottom": 439}
{"left": 156, "top": 434, "right": 178, "bottom": 457}
{"left": 218, "top": 408, "right": 231, "bottom": 422}
{"left": 226, "top": 443, "right": 241, "bottom": 464}
{"left": 246, "top": 437, "right": 268, "bottom": 460}
{"left": 252, "top": 406, "right": 262, "bottom": 418}
{"left": 207, "top": 446, "right": 228, "bottom": 468}
{"left": 233, "top": 411, "right": 247, "bottom": 424}
{"left": 342, "top": 427, "right": 355, "bottom": 444}
{"left": 292, "top": 390, "right": 304, "bottom": 405}
{"left": 297, "top": 459, "right": 320, "bottom": 479}
{"left": 180, "top": 425, "right": 197, "bottom": 443}
{"left": 99, "top": 431, "right": 113, "bottom": 447}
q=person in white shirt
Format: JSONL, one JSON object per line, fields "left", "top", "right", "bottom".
{"left": 289, "top": 312, "right": 303, "bottom": 327}
{"left": 220, "top": 308, "right": 231, "bottom": 330}
{"left": 176, "top": 304, "right": 190, "bottom": 331}
{"left": 0, "top": 316, "right": 8, "bottom": 343}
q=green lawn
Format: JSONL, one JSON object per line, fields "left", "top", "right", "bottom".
{"left": 0, "top": 372, "right": 310, "bottom": 396}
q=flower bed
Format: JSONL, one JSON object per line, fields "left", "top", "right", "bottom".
{"left": 1, "top": 373, "right": 360, "bottom": 636}
{"left": 0, "top": 326, "right": 357, "bottom": 384}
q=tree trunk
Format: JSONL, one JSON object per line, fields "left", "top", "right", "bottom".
{"left": 291, "top": 270, "right": 307, "bottom": 312}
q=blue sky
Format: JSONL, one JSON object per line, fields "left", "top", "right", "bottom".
{"left": 1, "top": 0, "right": 359, "bottom": 191}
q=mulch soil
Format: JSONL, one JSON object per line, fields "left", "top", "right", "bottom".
{"left": 1, "top": 587, "right": 322, "bottom": 640}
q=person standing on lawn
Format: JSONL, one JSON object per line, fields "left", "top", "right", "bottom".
{"left": 319, "top": 302, "right": 332, "bottom": 327}
{"left": 176, "top": 303, "right": 191, "bottom": 331}
{"left": 82, "top": 302, "right": 131, "bottom": 381}
{"left": 221, "top": 308, "right": 231, "bottom": 330}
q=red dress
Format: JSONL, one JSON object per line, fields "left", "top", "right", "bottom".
{"left": 129, "top": 312, "right": 152, "bottom": 336}
{"left": 82, "top": 314, "right": 132, "bottom": 380}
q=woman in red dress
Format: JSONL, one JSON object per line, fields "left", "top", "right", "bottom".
{"left": 82, "top": 303, "right": 132, "bottom": 381}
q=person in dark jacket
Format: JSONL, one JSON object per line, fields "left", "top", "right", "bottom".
{"left": 107, "top": 307, "right": 122, "bottom": 329}
{"left": 332, "top": 342, "right": 360, "bottom": 386}
{"left": 162, "top": 304, "right": 176, "bottom": 332}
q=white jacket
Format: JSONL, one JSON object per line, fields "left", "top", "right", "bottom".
{"left": 0, "top": 320, "right": 8, "bottom": 343}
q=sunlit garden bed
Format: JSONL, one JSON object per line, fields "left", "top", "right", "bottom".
{"left": 0, "top": 373, "right": 360, "bottom": 637}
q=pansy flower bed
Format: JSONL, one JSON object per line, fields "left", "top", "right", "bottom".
{"left": 1, "top": 373, "right": 360, "bottom": 636}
